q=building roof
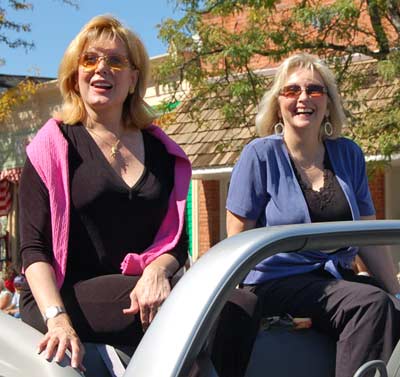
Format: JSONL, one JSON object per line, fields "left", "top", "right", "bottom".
{"left": 160, "top": 59, "right": 400, "bottom": 170}
{"left": 159, "top": 96, "right": 257, "bottom": 169}
{"left": 0, "top": 74, "right": 55, "bottom": 94}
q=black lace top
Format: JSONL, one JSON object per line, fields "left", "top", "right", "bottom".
{"left": 289, "top": 150, "right": 352, "bottom": 222}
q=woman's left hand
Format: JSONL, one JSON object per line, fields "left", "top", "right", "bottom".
{"left": 123, "top": 265, "right": 171, "bottom": 331}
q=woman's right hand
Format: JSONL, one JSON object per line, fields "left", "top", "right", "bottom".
{"left": 37, "top": 314, "right": 86, "bottom": 372}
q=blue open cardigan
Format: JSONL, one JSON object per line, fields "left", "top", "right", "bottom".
{"left": 227, "top": 135, "right": 375, "bottom": 285}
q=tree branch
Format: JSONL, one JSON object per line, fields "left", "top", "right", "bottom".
{"left": 366, "top": 0, "right": 390, "bottom": 54}
{"left": 385, "top": 0, "right": 400, "bottom": 33}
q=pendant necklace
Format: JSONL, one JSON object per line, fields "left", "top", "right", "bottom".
{"left": 87, "top": 128, "right": 121, "bottom": 160}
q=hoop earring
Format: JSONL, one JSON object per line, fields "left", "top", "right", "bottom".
{"left": 324, "top": 118, "right": 333, "bottom": 137}
{"left": 274, "top": 121, "right": 284, "bottom": 136}
{"left": 129, "top": 86, "right": 135, "bottom": 94}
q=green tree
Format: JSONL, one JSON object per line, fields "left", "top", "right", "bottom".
{"left": 157, "top": 0, "right": 400, "bottom": 158}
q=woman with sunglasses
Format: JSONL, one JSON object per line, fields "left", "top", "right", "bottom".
{"left": 226, "top": 53, "right": 400, "bottom": 377}
{"left": 18, "top": 14, "right": 258, "bottom": 377}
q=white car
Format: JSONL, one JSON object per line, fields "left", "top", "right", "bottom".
{"left": 1, "top": 220, "right": 400, "bottom": 377}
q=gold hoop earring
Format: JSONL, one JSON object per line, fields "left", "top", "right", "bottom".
{"left": 129, "top": 86, "right": 135, "bottom": 94}
{"left": 274, "top": 121, "right": 284, "bottom": 136}
{"left": 324, "top": 118, "right": 333, "bottom": 137}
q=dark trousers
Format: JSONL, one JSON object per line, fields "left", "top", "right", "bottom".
{"left": 249, "top": 269, "right": 400, "bottom": 377}
{"left": 21, "top": 274, "right": 260, "bottom": 377}
{"left": 211, "top": 288, "right": 261, "bottom": 377}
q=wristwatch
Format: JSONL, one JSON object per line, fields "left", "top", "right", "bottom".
{"left": 43, "top": 306, "right": 66, "bottom": 323}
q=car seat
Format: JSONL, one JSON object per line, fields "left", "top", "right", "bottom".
{"left": 245, "top": 326, "right": 336, "bottom": 377}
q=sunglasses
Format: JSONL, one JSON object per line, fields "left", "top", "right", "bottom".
{"left": 279, "top": 84, "right": 327, "bottom": 98}
{"left": 79, "top": 52, "right": 132, "bottom": 72}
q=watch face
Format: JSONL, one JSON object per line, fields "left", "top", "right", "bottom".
{"left": 46, "top": 307, "right": 58, "bottom": 318}
{"left": 45, "top": 306, "right": 62, "bottom": 319}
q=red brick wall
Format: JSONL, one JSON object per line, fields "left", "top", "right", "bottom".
{"left": 198, "top": 180, "right": 220, "bottom": 256}
{"left": 201, "top": 0, "right": 398, "bottom": 72}
{"left": 369, "top": 169, "right": 385, "bottom": 219}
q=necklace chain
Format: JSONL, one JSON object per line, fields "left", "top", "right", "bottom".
{"left": 87, "top": 127, "right": 121, "bottom": 159}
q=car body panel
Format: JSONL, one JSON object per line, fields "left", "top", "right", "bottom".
{"left": 0, "top": 310, "right": 83, "bottom": 377}
{"left": 1, "top": 220, "right": 399, "bottom": 377}
{"left": 128, "top": 220, "right": 400, "bottom": 377}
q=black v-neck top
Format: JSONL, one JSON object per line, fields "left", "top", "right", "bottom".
{"left": 19, "top": 123, "right": 188, "bottom": 287}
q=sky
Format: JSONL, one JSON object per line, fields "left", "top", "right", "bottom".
{"left": 0, "top": 0, "right": 184, "bottom": 78}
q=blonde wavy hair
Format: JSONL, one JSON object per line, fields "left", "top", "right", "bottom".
{"left": 54, "top": 14, "right": 156, "bottom": 129}
{"left": 255, "top": 53, "right": 346, "bottom": 139}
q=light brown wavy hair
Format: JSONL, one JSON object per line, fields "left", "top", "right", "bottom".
{"left": 54, "top": 14, "right": 156, "bottom": 129}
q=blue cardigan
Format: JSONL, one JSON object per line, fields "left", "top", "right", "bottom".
{"left": 226, "top": 135, "right": 375, "bottom": 284}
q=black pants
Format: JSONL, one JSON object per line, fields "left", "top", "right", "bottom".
{"left": 248, "top": 269, "right": 400, "bottom": 377}
{"left": 20, "top": 274, "right": 259, "bottom": 377}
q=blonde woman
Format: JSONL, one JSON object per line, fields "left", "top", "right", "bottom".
{"left": 19, "top": 15, "right": 258, "bottom": 377}
{"left": 227, "top": 53, "right": 400, "bottom": 377}
{"left": 19, "top": 15, "right": 191, "bottom": 370}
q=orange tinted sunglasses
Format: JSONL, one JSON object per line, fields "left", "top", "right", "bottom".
{"left": 79, "top": 52, "right": 132, "bottom": 72}
{"left": 279, "top": 84, "right": 327, "bottom": 98}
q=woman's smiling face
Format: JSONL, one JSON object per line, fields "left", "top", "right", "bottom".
{"left": 278, "top": 67, "right": 329, "bottom": 135}
{"left": 77, "top": 36, "right": 137, "bottom": 118}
